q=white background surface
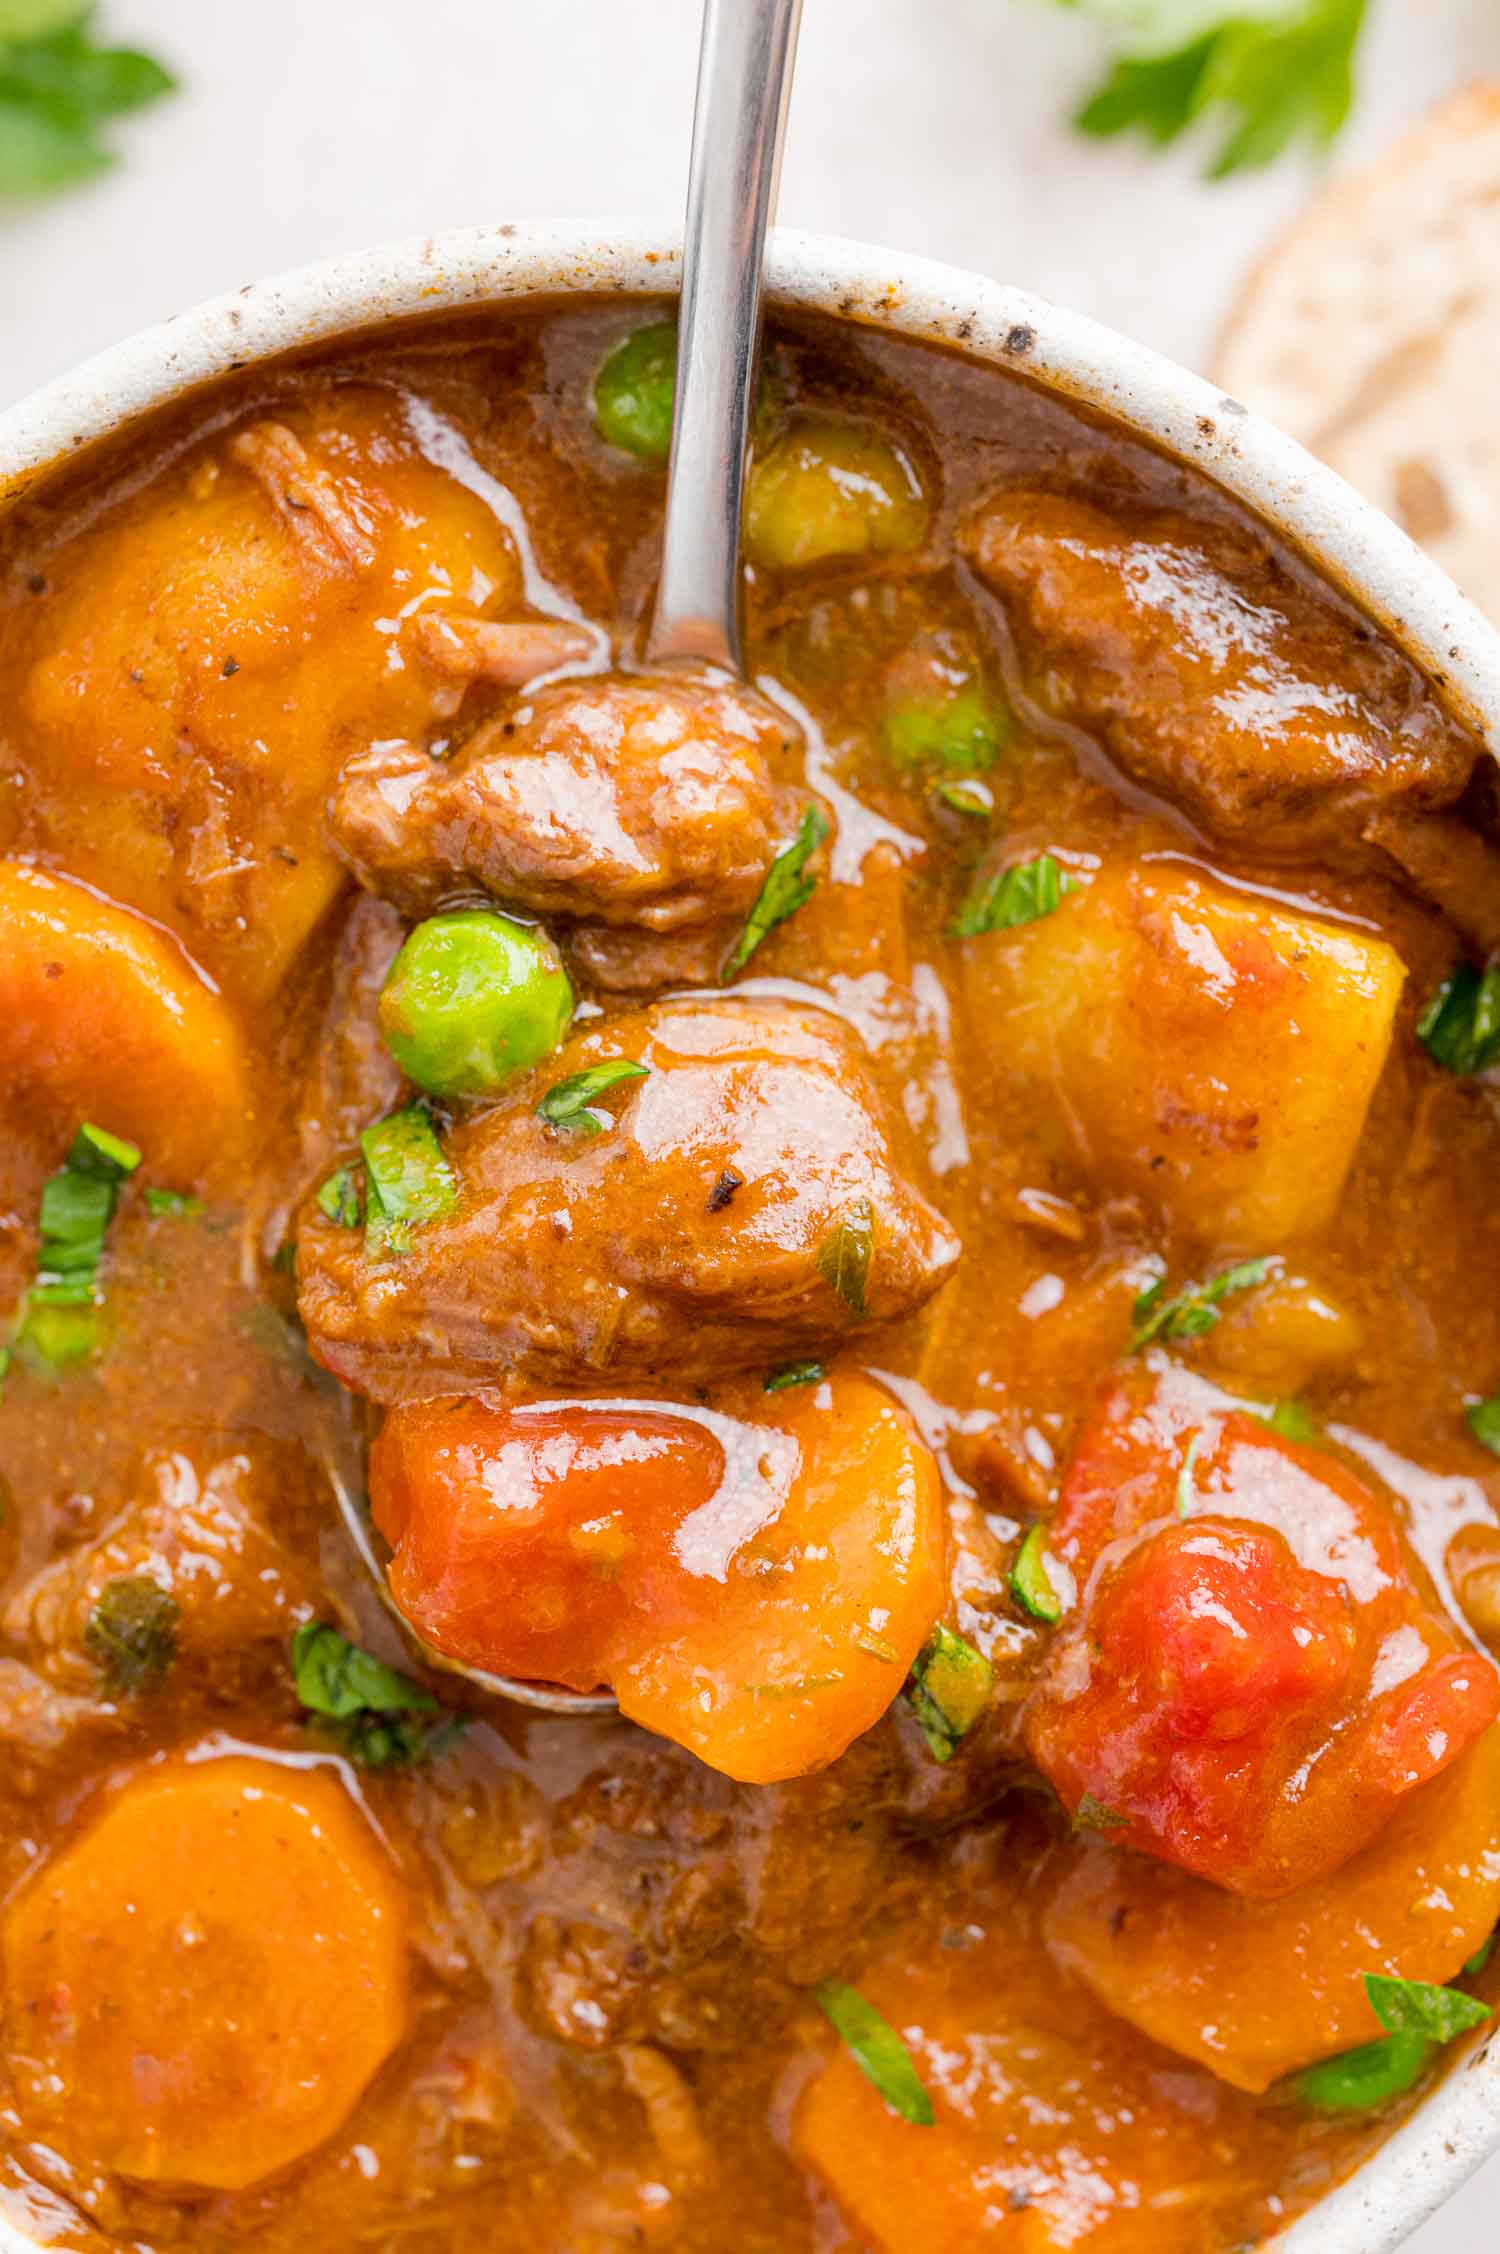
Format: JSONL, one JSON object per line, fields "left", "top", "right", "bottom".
{"left": 4, "top": 2, "right": 1500, "bottom": 2247}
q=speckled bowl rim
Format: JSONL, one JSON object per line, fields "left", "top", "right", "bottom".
{"left": 0, "top": 219, "right": 1495, "bottom": 2254}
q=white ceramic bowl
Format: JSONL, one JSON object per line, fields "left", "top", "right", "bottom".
{"left": 0, "top": 221, "right": 1496, "bottom": 2254}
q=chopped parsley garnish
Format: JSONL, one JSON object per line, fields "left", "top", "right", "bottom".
{"left": 1267, "top": 1396, "right": 1320, "bottom": 1445}
{"left": 884, "top": 682, "right": 1010, "bottom": 776}
{"left": 1009, "top": 1524, "right": 1061, "bottom": 1624}
{"left": 906, "top": 1624, "right": 994, "bottom": 1761}
{"left": 1416, "top": 960, "right": 1500, "bottom": 1077}
{"left": 951, "top": 851, "right": 1075, "bottom": 939}
{"left": 1363, "top": 1972, "right": 1491, "bottom": 2043}
{"left": 1131, "top": 1256, "right": 1272, "bottom": 1351}
{"left": 812, "top": 1979, "right": 935, "bottom": 2126}
{"left": 1062, "top": 0, "right": 1368, "bottom": 181}
{"left": 765, "top": 1359, "right": 826, "bottom": 1393}
{"left": 1295, "top": 1971, "right": 1492, "bottom": 2111}
{"left": 1175, "top": 1428, "right": 1207, "bottom": 1519}
{"left": 1463, "top": 1933, "right": 1496, "bottom": 1979}
{"left": 1295, "top": 2029, "right": 1433, "bottom": 2112}
{"left": 315, "top": 1166, "right": 363, "bottom": 1228}
{"left": 360, "top": 1106, "right": 458, "bottom": 1256}
{"left": 85, "top": 1573, "right": 179, "bottom": 1693}
{"left": 144, "top": 1187, "right": 202, "bottom": 1219}
{"left": 289, "top": 1621, "right": 459, "bottom": 1770}
{"left": 0, "top": 6, "right": 176, "bottom": 200}
{"left": 722, "top": 804, "right": 829, "bottom": 980}
{"left": 1465, "top": 1394, "right": 1500, "bottom": 1458}
{"left": 536, "top": 1058, "right": 649, "bottom": 1136}
{"left": 816, "top": 1198, "right": 874, "bottom": 1318}
{"left": 933, "top": 779, "right": 992, "bottom": 819}
{"left": 1073, "top": 1792, "right": 1129, "bottom": 1835}
{"left": 17, "top": 1120, "right": 140, "bottom": 1365}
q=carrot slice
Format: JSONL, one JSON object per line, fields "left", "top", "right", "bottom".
{"left": 1, "top": 1753, "right": 408, "bottom": 2186}
{"left": 371, "top": 1371, "right": 946, "bottom": 1783}
{"left": 0, "top": 863, "right": 254, "bottom": 1181}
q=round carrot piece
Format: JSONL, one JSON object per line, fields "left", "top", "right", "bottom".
{"left": 0, "top": 862, "right": 254, "bottom": 1182}
{"left": 371, "top": 1371, "right": 946, "bottom": 1783}
{"left": 1, "top": 1753, "right": 408, "bottom": 2187}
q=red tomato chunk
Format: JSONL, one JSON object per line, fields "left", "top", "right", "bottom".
{"left": 1024, "top": 1372, "right": 1500, "bottom": 1896}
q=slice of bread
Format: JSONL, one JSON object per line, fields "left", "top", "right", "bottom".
{"left": 1216, "top": 83, "right": 1500, "bottom": 622}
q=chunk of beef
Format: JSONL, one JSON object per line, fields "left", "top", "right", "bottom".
{"left": 7, "top": 1437, "right": 322, "bottom": 1693}
{"left": 327, "top": 670, "right": 800, "bottom": 990}
{"left": 297, "top": 996, "right": 960, "bottom": 1401}
{"left": 963, "top": 486, "right": 1477, "bottom": 859}
{"left": 291, "top": 892, "right": 406, "bottom": 1201}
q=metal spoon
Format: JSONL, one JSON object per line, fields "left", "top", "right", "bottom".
{"left": 336, "top": 0, "right": 804, "bottom": 1717}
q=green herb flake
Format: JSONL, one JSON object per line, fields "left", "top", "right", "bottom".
{"left": 812, "top": 1979, "right": 935, "bottom": 2126}
{"left": 816, "top": 1197, "right": 874, "bottom": 1319}
{"left": 1463, "top": 1934, "right": 1496, "bottom": 1979}
{"left": 144, "top": 1187, "right": 203, "bottom": 1220}
{"left": 1364, "top": 1972, "right": 1492, "bottom": 2043}
{"left": 360, "top": 1106, "right": 458, "bottom": 1256}
{"left": 315, "top": 1166, "right": 363, "bottom": 1229}
{"left": 1066, "top": 0, "right": 1368, "bottom": 181}
{"left": 1295, "top": 2028, "right": 1433, "bottom": 2113}
{"left": 289, "top": 1621, "right": 459, "bottom": 1771}
{"left": 906, "top": 1624, "right": 994, "bottom": 1762}
{"left": 1416, "top": 960, "right": 1500, "bottom": 1077}
{"left": 1131, "top": 1255, "right": 1272, "bottom": 1352}
{"left": 722, "top": 805, "right": 829, "bottom": 979}
{"left": 1074, "top": 1792, "right": 1129, "bottom": 1835}
{"left": 20, "top": 1119, "right": 141, "bottom": 1362}
{"left": 85, "top": 1574, "right": 179, "bottom": 1693}
{"left": 1009, "top": 1524, "right": 1061, "bottom": 1624}
{"left": 933, "top": 779, "right": 993, "bottom": 819}
{"left": 951, "top": 851, "right": 1076, "bottom": 939}
{"left": 765, "top": 1359, "right": 826, "bottom": 1393}
{"left": 855, "top": 1631, "right": 900, "bottom": 1663}
{"left": 1268, "top": 1397, "right": 1319, "bottom": 1445}
{"left": 0, "top": 10, "right": 176, "bottom": 200}
{"left": 885, "top": 683, "right": 1011, "bottom": 777}
{"left": 1466, "top": 1393, "right": 1500, "bottom": 1459}
{"left": 536, "top": 1058, "right": 649, "bottom": 1136}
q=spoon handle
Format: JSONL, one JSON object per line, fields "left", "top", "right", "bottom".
{"left": 648, "top": 0, "right": 804, "bottom": 670}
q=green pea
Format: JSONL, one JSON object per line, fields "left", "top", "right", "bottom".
{"left": 593, "top": 321, "right": 678, "bottom": 461}
{"left": 379, "top": 911, "right": 574, "bottom": 1099}
{"left": 885, "top": 682, "right": 1011, "bottom": 776}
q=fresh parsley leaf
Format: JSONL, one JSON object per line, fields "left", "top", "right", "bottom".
{"left": 1364, "top": 1973, "right": 1491, "bottom": 2044}
{"left": 951, "top": 851, "right": 1076, "bottom": 938}
{"left": 19, "top": 1119, "right": 139, "bottom": 1362}
{"left": 1466, "top": 1394, "right": 1500, "bottom": 1458}
{"left": 0, "top": 7, "right": 175, "bottom": 198}
{"left": 315, "top": 1166, "right": 363, "bottom": 1229}
{"left": 1295, "top": 2028, "right": 1433, "bottom": 2112}
{"left": 765, "top": 1359, "right": 826, "bottom": 1393}
{"left": 290, "top": 1621, "right": 459, "bottom": 1770}
{"left": 361, "top": 1105, "right": 458, "bottom": 1255}
{"left": 85, "top": 1573, "right": 178, "bottom": 1693}
{"left": 812, "top": 1979, "right": 935, "bottom": 2125}
{"left": 1131, "top": 1255, "right": 1272, "bottom": 1351}
{"left": 722, "top": 804, "right": 829, "bottom": 979}
{"left": 1463, "top": 1933, "right": 1496, "bottom": 1979}
{"left": 1074, "top": 1791, "right": 1129, "bottom": 1834}
{"left": 1061, "top": 0, "right": 1367, "bottom": 179}
{"left": 1009, "top": 1524, "right": 1061, "bottom": 1623}
{"left": 906, "top": 1624, "right": 994, "bottom": 1760}
{"left": 1417, "top": 961, "right": 1500, "bottom": 1077}
{"left": 933, "top": 779, "right": 993, "bottom": 819}
{"left": 536, "top": 1058, "right": 649, "bottom": 1136}
{"left": 816, "top": 1197, "right": 874, "bottom": 1318}
{"left": 1267, "top": 1396, "right": 1319, "bottom": 1445}
{"left": 144, "top": 1187, "right": 202, "bottom": 1220}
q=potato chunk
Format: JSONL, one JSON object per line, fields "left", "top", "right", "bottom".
{"left": 6, "top": 388, "right": 531, "bottom": 1000}
{"left": 1041, "top": 1725, "right": 1500, "bottom": 2092}
{"left": 962, "top": 862, "right": 1403, "bottom": 1246}
{"left": 0, "top": 862, "right": 254, "bottom": 1180}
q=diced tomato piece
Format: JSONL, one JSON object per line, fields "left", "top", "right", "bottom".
{"left": 1024, "top": 1371, "right": 1500, "bottom": 1895}
{"left": 370, "top": 1371, "right": 945, "bottom": 1783}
